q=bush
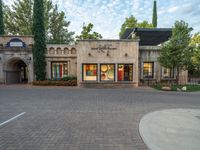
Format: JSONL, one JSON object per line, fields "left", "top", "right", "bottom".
{"left": 61, "top": 76, "right": 77, "bottom": 81}
{"left": 33, "top": 80, "right": 77, "bottom": 86}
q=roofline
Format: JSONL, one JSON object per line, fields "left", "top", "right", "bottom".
{"left": 77, "top": 38, "right": 140, "bottom": 42}
{"left": 0, "top": 35, "right": 33, "bottom": 37}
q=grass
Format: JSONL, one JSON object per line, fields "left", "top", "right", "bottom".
{"left": 151, "top": 84, "right": 200, "bottom": 92}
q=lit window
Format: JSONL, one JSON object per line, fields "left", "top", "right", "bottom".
{"left": 100, "top": 64, "right": 115, "bottom": 81}
{"left": 118, "top": 64, "right": 133, "bottom": 81}
{"left": 52, "top": 62, "right": 68, "bottom": 79}
{"left": 143, "top": 62, "right": 154, "bottom": 78}
{"left": 83, "top": 64, "right": 97, "bottom": 81}
{"left": 163, "top": 67, "right": 174, "bottom": 78}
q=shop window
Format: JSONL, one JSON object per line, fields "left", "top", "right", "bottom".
{"left": 162, "top": 67, "right": 174, "bottom": 78}
{"left": 143, "top": 62, "right": 154, "bottom": 78}
{"left": 118, "top": 64, "right": 133, "bottom": 81}
{"left": 51, "top": 62, "right": 68, "bottom": 79}
{"left": 100, "top": 64, "right": 115, "bottom": 81}
{"left": 83, "top": 64, "right": 97, "bottom": 81}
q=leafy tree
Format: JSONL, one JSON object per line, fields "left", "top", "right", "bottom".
{"left": 33, "top": 0, "right": 46, "bottom": 81}
{"left": 158, "top": 20, "right": 193, "bottom": 83}
{"left": 4, "top": 0, "right": 74, "bottom": 44}
{"left": 76, "top": 23, "right": 102, "bottom": 40}
{"left": 119, "top": 15, "right": 153, "bottom": 38}
{"left": 0, "top": 0, "right": 4, "bottom": 35}
{"left": 190, "top": 33, "right": 200, "bottom": 75}
{"left": 152, "top": 0, "right": 157, "bottom": 28}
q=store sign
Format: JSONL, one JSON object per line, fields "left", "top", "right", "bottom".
{"left": 91, "top": 44, "right": 117, "bottom": 53}
{"left": 6, "top": 38, "right": 26, "bottom": 48}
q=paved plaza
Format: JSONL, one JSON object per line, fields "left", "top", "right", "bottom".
{"left": 0, "top": 85, "right": 200, "bottom": 150}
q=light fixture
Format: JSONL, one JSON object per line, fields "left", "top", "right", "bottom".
{"left": 125, "top": 53, "right": 128, "bottom": 57}
{"left": 88, "top": 53, "right": 91, "bottom": 56}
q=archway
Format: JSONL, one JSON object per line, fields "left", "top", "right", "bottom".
{"left": 5, "top": 58, "right": 28, "bottom": 84}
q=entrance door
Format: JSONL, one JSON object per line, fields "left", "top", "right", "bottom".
{"left": 6, "top": 59, "right": 28, "bottom": 84}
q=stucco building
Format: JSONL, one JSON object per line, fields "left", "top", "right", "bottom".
{"left": 0, "top": 28, "right": 188, "bottom": 86}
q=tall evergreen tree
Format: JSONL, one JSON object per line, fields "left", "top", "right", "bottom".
{"left": 152, "top": 0, "right": 157, "bottom": 28}
{"left": 33, "top": 0, "right": 46, "bottom": 81}
{"left": 0, "top": 0, "right": 4, "bottom": 35}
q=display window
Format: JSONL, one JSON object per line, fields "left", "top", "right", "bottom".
{"left": 100, "top": 64, "right": 115, "bottom": 81}
{"left": 51, "top": 62, "right": 68, "bottom": 79}
{"left": 143, "top": 62, "right": 154, "bottom": 78}
{"left": 118, "top": 64, "right": 133, "bottom": 81}
{"left": 83, "top": 64, "right": 97, "bottom": 81}
{"left": 162, "top": 67, "right": 174, "bottom": 78}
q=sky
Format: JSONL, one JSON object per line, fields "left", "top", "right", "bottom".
{"left": 3, "top": 0, "right": 200, "bottom": 39}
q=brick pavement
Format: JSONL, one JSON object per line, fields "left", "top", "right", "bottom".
{"left": 0, "top": 86, "right": 200, "bottom": 150}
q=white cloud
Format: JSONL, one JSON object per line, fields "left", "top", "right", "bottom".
{"left": 168, "top": 6, "right": 179, "bottom": 13}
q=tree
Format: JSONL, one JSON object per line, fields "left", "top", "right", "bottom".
{"left": 152, "top": 0, "right": 157, "bottom": 28}
{"left": 0, "top": 0, "right": 4, "bottom": 35}
{"left": 76, "top": 23, "right": 103, "bottom": 40}
{"left": 119, "top": 15, "right": 153, "bottom": 38}
{"left": 158, "top": 20, "right": 193, "bottom": 83}
{"left": 33, "top": 0, "right": 46, "bottom": 81}
{"left": 190, "top": 33, "right": 200, "bottom": 75}
{"left": 4, "top": 0, "right": 74, "bottom": 44}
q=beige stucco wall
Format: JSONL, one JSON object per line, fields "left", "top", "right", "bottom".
{"left": 0, "top": 36, "right": 34, "bottom": 83}
{"left": 76, "top": 39, "right": 140, "bottom": 87}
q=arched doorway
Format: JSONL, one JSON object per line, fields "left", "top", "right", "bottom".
{"left": 5, "top": 59, "right": 28, "bottom": 84}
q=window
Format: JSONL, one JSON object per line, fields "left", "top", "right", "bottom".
{"left": 51, "top": 62, "right": 68, "bottom": 79}
{"left": 83, "top": 64, "right": 97, "bottom": 81}
{"left": 143, "top": 62, "right": 154, "bottom": 78}
{"left": 100, "top": 64, "right": 115, "bottom": 81}
{"left": 118, "top": 64, "right": 133, "bottom": 81}
{"left": 162, "top": 67, "right": 174, "bottom": 78}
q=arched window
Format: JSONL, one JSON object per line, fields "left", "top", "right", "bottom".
{"left": 71, "top": 48, "right": 76, "bottom": 54}
{"left": 57, "top": 47, "right": 62, "bottom": 55}
{"left": 64, "top": 48, "right": 69, "bottom": 54}
{"left": 49, "top": 47, "right": 55, "bottom": 54}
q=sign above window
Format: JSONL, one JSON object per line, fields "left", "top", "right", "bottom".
{"left": 6, "top": 38, "right": 26, "bottom": 48}
{"left": 91, "top": 44, "right": 117, "bottom": 53}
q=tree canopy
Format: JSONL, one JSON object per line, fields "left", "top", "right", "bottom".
{"left": 119, "top": 15, "right": 154, "bottom": 38}
{"left": 190, "top": 33, "right": 200, "bottom": 74}
{"left": 0, "top": 0, "right": 4, "bottom": 35}
{"left": 4, "top": 0, "right": 74, "bottom": 44}
{"left": 76, "top": 23, "right": 103, "bottom": 40}
{"left": 158, "top": 20, "right": 193, "bottom": 81}
{"left": 152, "top": 0, "right": 157, "bottom": 28}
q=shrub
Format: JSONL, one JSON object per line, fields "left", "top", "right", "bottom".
{"left": 33, "top": 80, "right": 77, "bottom": 86}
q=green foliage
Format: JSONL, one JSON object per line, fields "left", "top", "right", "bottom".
{"left": 158, "top": 20, "right": 193, "bottom": 81}
{"left": 33, "top": 0, "right": 46, "bottom": 81}
{"left": 0, "top": 0, "right": 4, "bottom": 35}
{"left": 76, "top": 23, "right": 102, "bottom": 40}
{"left": 152, "top": 0, "right": 157, "bottom": 28}
{"left": 4, "top": 0, "right": 74, "bottom": 44}
{"left": 61, "top": 76, "right": 77, "bottom": 81}
{"left": 119, "top": 15, "right": 154, "bottom": 38}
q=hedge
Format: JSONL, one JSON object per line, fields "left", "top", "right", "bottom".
{"left": 33, "top": 80, "right": 77, "bottom": 86}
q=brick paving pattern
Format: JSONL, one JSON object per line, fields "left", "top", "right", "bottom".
{"left": 0, "top": 86, "right": 200, "bottom": 150}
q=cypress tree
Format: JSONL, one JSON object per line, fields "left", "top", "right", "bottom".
{"left": 152, "top": 0, "right": 157, "bottom": 28}
{"left": 33, "top": 0, "right": 46, "bottom": 80}
{"left": 0, "top": 0, "right": 4, "bottom": 35}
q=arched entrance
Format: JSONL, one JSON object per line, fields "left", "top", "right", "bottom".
{"left": 5, "top": 58, "right": 28, "bottom": 84}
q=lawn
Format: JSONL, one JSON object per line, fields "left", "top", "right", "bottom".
{"left": 152, "top": 84, "right": 200, "bottom": 92}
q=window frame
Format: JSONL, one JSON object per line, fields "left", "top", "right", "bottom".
{"left": 162, "top": 67, "right": 175, "bottom": 79}
{"left": 51, "top": 61, "right": 69, "bottom": 80}
{"left": 100, "top": 64, "right": 115, "bottom": 82}
{"left": 117, "top": 64, "right": 133, "bottom": 82}
{"left": 143, "top": 62, "right": 154, "bottom": 79}
{"left": 82, "top": 63, "right": 98, "bottom": 82}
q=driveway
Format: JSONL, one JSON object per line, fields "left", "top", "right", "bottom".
{"left": 0, "top": 85, "right": 200, "bottom": 150}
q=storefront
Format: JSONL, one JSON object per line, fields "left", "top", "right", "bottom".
{"left": 76, "top": 39, "right": 140, "bottom": 87}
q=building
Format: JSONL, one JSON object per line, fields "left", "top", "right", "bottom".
{"left": 0, "top": 28, "right": 188, "bottom": 86}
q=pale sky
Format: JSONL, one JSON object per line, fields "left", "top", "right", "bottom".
{"left": 3, "top": 0, "right": 200, "bottom": 39}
